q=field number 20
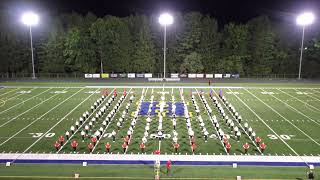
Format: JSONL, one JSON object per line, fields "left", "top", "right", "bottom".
{"left": 29, "top": 133, "right": 55, "bottom": 138}
{"left": 267, "top": 134, "right": 293, "bottom": 140}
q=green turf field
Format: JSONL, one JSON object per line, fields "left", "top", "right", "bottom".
{"left": 0, "top": 81, "right": 319, "bottom": 179}
{"left": 0, "top": 83, "right": 319, "bottom": 155}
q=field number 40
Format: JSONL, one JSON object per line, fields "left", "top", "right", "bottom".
{"left": 267, "top": 134, "right": 294, "bottom": 140}
{"left": 29, "top": 133, "right": 55, "bottom": 138}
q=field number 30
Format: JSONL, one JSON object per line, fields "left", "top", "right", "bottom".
{"left": 267, "top": 134, "right": 293, "bottom": 140}
{"left": 29, "top": 133, "right": 55, "bottom": 138}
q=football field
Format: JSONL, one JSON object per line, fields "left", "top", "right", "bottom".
{"left": 0, "top": 82, "right": 319, "bottom": 179}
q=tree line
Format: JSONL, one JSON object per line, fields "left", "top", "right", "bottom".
{"left": 0, "top": 11, "right": 319, "bottom": 77}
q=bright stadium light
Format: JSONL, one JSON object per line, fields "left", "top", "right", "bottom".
{"left": 159, "top": 13, "right": 173, "bottom": 26}
{"left": 296, "top": 12, "right": 315, "bottom": 79}
{"left": 158, "top": 13, "right": 173, "bottom": 79}
{"left": 21, "top": 11, "right": 39, "bottom": 79}
{"left": 21, "top": 12, "right": 39, "bottom": 26}
{"left": 296, "top": 12, "right": 315, "bottom": 26}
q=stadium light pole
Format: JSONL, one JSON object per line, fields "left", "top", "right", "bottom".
{"left": 159, "top": 13, "right": 173, "bottom": 79}
{"left": 21, "top": 11, "right": 39, "bottom": 79}
{"left": 296, "top": 12, "right": 315, "bottom": 79}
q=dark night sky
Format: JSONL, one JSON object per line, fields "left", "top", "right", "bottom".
{"left": 1, "top": 0, "right": 319, "bottom": 25}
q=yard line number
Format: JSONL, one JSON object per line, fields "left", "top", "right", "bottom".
{"left": 29, "top": 133, "right": 55, "bottom": 138}
{"left": 267, "top": 134, "right": 294, "bottom": 140}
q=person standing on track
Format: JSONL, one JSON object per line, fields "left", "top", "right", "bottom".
{"left": 166, "top": 160, "right": 172, "bottom": 176}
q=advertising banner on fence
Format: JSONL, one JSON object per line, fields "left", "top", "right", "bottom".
{"left": 128, "top": 73, "right": 136, "bottom": 78}
{"left": 119, "top": 73, "right": 127, "bottom": 78}
{"left": 84, "top": 74, "right": 93, "bottom": 78}
{"left": 171, "top": 73, "right": 179, "bottom": 78}
{"left": 196, "top": 74, "right": 204, "bottom": 78}
{"left": 144, "top": 73, "right": 152, "bottom": 78}
{"left": 101, "top": 74, "right": 109, "bottom": 78}
{"left": 214, "top": 74, "right": 223, "bottom": 78}
{"left": 110, "top": 74, "right": 118, "bottom": 78}
{"left": 136, "top": 74, "right": 144, "bottom": 78}
{"left": 188, "top": 74, "right": 196, "bottom": 78}
{"left": 180, "top": 74, "right": 187, "bottom": 78}
{"left": 206, "top": 74, "right": 213, "bottom": 78}
{"left": 92, "top": 74, "right": 100, "bottom": 78}
{"left": 224, "top": 74, "right": 231, "bottom": 78}
{"left": 232, "top": 74, "right": 240, "bottom": 78}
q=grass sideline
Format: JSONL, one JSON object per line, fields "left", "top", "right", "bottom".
{"left": 0, "top": 164, "right": 317, "bottom": 180}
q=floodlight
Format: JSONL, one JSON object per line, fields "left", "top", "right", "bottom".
{"left": 21, "top": 12, "right": 39, "bottom": 26}
{"left": 159, "top": 13, "right": 173, "bottom": 26}
{"left": 296, "top": 12, "right": 315, "bottom": 26}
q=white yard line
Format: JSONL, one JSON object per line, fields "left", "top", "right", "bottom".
{"left": 19, "top": 88, "right": 98, "bottom": 154}
{"left": 0, "top": 88, "right": 69, "bottom": 128}
{"left": 0, "top": 88, "right": 20, "bottom": 97}
{"left": 277, "top": 88, "right": 320, "bottom": 115}
{"left": 0, "top": 88, "right": 83, "bottom": 146}
{"left": 195, "top": 88, "right": 228, "bottom": 154}
{"left": 211, "top": 88, "right": 262, "bottom": 154}
{"left": 92, "top": 88, "right": 132, "bottom": 153}
{"left": 227, "top": 88, "right": 303, "bottom": 157}
{"left": 268, "top": 89, "right": 320, "bottom": 127}
{"left": 0, "top": 88, "right": 51, "bottom": 115}
{"left": 244, "top": 88, "right": 320, "bottom": 146}
{"left": 124, "top": 88, "right": 148, "bottom": 154}
{"left": 57, "top": 89, "right": 115, "bottom": 153}
{"left": 179, "top": 88, "right": 196, "bottom": 153}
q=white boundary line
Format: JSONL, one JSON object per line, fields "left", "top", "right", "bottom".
{"left": 0, "top": 153, "right": 319, "bottom": 166}
{"left": 227, "top": 88, "right": 303, "bottom": 158}
{"left": 0, "top": 88, "right": 83, "bottom": 146}
{"left": 57, "top": 89, "right": 115, "bottom": 153}
{"left": 211, "top": 88, "right": 262, "bottom": 154}
{"left": 244, "top": 88, "right": 320, "bottom": 146}
{"left": 3, "top": 85, "right": 320, "bottom": 90}
{"left": 19, "top": 88, "right": 98, "bottom": 155}
{"left": 0, "top": 88, "right": 69, "bottom": 128}
{"left": 195, "top": 88, "right": 228, "bottom": 154}
{"left": 0, "top": 88, "right": 51, "bottom": 115}
{"left": 0, "top": 88, "right": 20, "bottom": 97}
